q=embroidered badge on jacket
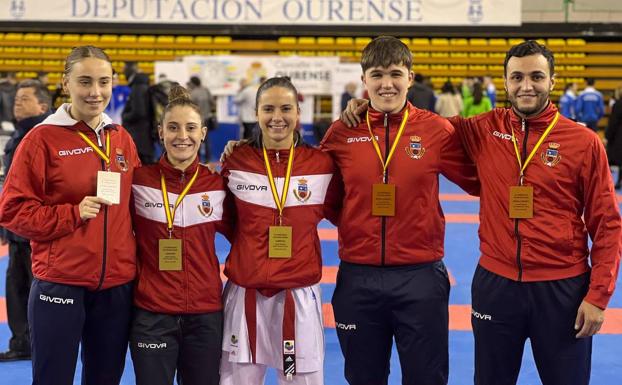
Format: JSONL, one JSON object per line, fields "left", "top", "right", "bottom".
{"left": 541, "top": 142, "right": 561, "bottom": 167}
{"left": 405, "top": 135, "right": 425, "bottom": 159}
{"left": 293, "top": 178, "right": 311, "bottom": 203}
{"left": 198, "top": 194, "right": 214, "bottom": 217}
{"left": 115, "top": 148, "right": 129, "bottom": 172}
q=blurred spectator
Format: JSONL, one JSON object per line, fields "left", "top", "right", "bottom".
{"left": 0, "top": 79, "right": 51, "bottom": 362}
{"left": 462, "top": 82, "right": 492, "bottom": 117}
{"left": 341, "top": 82, "right": 358, "bottom": 112}
{"left": 435, "top": 81, "right": 463, "bottom": 118}
{"left": 559, "top": 82, "right": 578, "bottom": 120}
{"left": 122, "top": 61, "right": 154, "bottom": 164}
{"left": 407, "top": 73, "right": 435, "bottom": 111}
{"left": 105, "top": 70, "right": 130, "bottom": 124}
{"left": 576, "top": 78, "right": 605, "bottom": 132}
{"left": 0, "top": 71, "right": 18, "bottom": 123}
{"left": 233, "top": 78, "right": 258, "bottom": 139}
{"left": 187, "top": 76, "right": 217, "bottom": 161}
{"left": 483, "top": 76, "right": 497, "bottom": 107}
{"left": 606, "top": 86, "right": 622, "bottom": 189}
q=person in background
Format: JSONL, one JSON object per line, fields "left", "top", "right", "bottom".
{"left": 234, "top": 78, "right": 258, "bottom": 140}
{"left": 606, "top": 86, "right": 622, "bottom": 189}
{"left": 0, "top": 45, "right": 140, "bottom": 385}
{"left": 576, "top": 78, "right": 605, "bottom": 132}
{"left": 435, "top": 80, "right": 463, "bottom": 118}
{"left": 187, "top": 76, "right": 217, "bottom": 161}
{"left": 122, "top": 61, "right": 155, "bottom": 164}
{"left": 340, "top": 82, "right": 358, "bottom": 112}
{"left": 407, "top": 73, "right": 436, "bottom": 112}
{"left": 0, "top": 79, "right": 51, "bottom": 362}
{"left": 483, "top": 76, "right": 497, "bottom": 107}
{"left": 0, "top": 71, "right": 17, "bottom": 123}
{"left": 130, "top": 84, "right": 231, "bottom": 385}
{"left": 105, "top": 71, "right": 130, "bottom": 124}
{"left": 462, "top": 82, "right": 492, "bottom": 117}
{"left": 559, "top": 82, "right": 578, "bottom": 120}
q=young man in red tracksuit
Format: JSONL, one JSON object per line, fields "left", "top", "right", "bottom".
{"left": 321, "top": 36, "right": 479, "bottom": 385}
{"left": 449, "top": 41, "right": 621, "bottom": 385}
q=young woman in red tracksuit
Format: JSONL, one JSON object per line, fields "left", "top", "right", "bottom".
{"left": 0, "top": 46, "right": 140, "bottom": 385}
{"left": 129, "top": 85, "right": 231, "bottom": 385}
{"left": 219, "top": 77, "right": 341, "bottom": 385}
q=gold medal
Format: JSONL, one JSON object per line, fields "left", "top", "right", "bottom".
{"left": 372, "top": 183, "right": 396, "bottom": 216}
{"left": 509, "top": 112, "right": 559, "bottom": 218}
{"left": 263, "top": 142, "right": 295, "bottom": 258}
{"left": 509, "top": 185, "right": 533, "bottom": 219}
{"left": 159, "top": 238, "right": 182, "bottom": 271}
{"left": 269, "top": 226, "right": 293, "bottom": 258}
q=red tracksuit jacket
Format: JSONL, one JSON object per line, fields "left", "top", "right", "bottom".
{"left": 131, "top": 156, "right": 231, "bottom": 313}
{"left": 450, "top": 102, "right": 621, "bottom": 309}
{"left": 0, "top": 105, "right": 140, "bottom": 290}
{"left": 222, "top": 142, "right": 340, "bottom": 290}
{"left": 321, "top": 102, "right": 479, "bottom": 266}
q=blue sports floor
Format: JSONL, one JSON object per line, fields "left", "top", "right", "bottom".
{"left": 1, "top": 176, "right": 621, "bottom": 384}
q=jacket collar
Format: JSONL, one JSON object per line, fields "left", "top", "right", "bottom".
{"left": 36, "top": 103, "right": 114, "bottom": 133}
{"left": 509, "top": 101, "right": 559, "bottom": 133}
{"left": 15, "top": 111, "right": 51, "bottom": 132}
{"left": 158, "top": 154, "right": 200, "bottom": 179}
{"left": 366, "top": 101, "right": 413, "bottom": 128}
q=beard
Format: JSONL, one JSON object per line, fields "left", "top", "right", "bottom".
{"left": 507, "top": 92, "right": 550, "bottom": 117}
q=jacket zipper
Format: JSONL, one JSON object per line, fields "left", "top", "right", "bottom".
{"left": 381, "top": 113, "right": 389, "bottom": 266}
{"left": 514, "top": 119, "right": 528, "bottom": 282}
{"left": 96, "top": 130, "right": 108, "bottom": 291}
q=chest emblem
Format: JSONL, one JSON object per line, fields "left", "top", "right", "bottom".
{"left": 198, "top": 194, "right": 214, "bottom": 217}
{"left": 115, "top": 148, "right": 129, "bottom": 172}
{"left": 541, "top": 142, "right": 561, "bottom": 167}
{"left": 405, "top": 136, "right": 425, "bottom": 159}
{"left": 293, "top": 178, "right": 311, "bottom": 203}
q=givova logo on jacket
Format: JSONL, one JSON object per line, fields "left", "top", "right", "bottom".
{"left": 405, "top": 136, "right": 425, "bottom": 159}
{"left": 541, "top": 142, "right": 561, "bottom": 167}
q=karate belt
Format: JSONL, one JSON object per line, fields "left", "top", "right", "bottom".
{"left": 245, "top": 288, "right": 296, "bottom": 378}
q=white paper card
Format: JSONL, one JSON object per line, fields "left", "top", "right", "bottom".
{"left": 97, "top": 171, "right": 121, "bottom": 205}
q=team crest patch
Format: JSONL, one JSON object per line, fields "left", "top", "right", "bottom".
{"left": 115, "top": 148, "right": 129, "bottom": 172}
{"left": 405, "top": 136, "right": 425, "bottom": 159}
{"left": 283, "top": 340, "right": 295, "bottom": 354}
{"left": 541, "top": 142, "right": 561, "bottom": 167}
{"left": 293, "top": 178, "right": 311, "bottom": 203}
{"left": 198, "top": 194, "right": 214, "bottom": 217}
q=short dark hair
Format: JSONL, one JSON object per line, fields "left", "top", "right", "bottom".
{"left": 189, "top": 76, "right": 201, "bottom": 87}
{"left": 361, "top": 36, "right": 412, "bottom": 73}
{"left": 17, "top": 79, "right": 51, "bottom": 109}
{"left": 503, "top": 40, "right": 555, "bottom": 77}
{"left": 414, "top": 73, "right": 425, "bottom": 83}
{"left": 585, "top": 78, "right": 595, "bottom": 86}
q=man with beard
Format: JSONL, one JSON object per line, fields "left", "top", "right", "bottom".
{"left": 449, "top": 40, "right": 620, "bottom": 385}
{"left": 341, "top": 40, "right": 620, "bottom": 385}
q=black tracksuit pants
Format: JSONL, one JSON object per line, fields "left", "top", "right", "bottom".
{"left": 130, "top": 307, "right": 223, "bottom": 385}
{"left": 5, "top": 240, "right": 32, "bottom": 353}
{"left": 471, "top": 265, "right": 592, "bottom": 385}
{"left": 332, "top": 260, "right": 450, "bottom": 385}
{"left": 29, "top": 279, "right": 133, "bottom": 385}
